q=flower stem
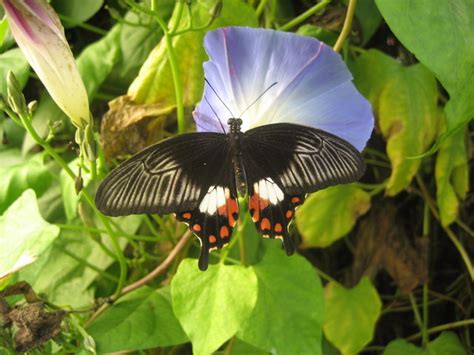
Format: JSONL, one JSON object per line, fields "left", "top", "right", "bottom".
{"left": 256, "top": 0, "right": 268, "bottom": 18}
{"left": 405, "top": 319, "right": 474, "bottom": 341}
{"left": 333, "top": 0, "right": 357, "bottom": 52}
{"left": 279, "top": 0, "right": 332, "bottom": 31}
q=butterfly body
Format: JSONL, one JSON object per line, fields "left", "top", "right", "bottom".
{"left": 95, "top": 120, "right": 365, "bottom": 270}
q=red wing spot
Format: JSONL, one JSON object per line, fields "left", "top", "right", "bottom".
{"left": 226, "top": 198, "right": 239, "bottom": 226}
{"left": 291, "top": 196, "right": 300, "bottom": 204}
{"left": 285, "top": 210, "right": 294, "bottom": 219}
{"left": 217, "top": 204, "right": 227, "bottom": 216}
{"left": 261, "top": 218, "right": 271, "bottom": 231}
{"left": 182, "top": 212, "right": 192, "bottom": 219}
{"left": 209, "top": 235, "right": 217, "bottom": 244}
{"left": 274, "top": 223, "right": 283, "bottom": 233}
{"left": 260, "top": 198, "right": 270, "bottom": 209}
{"left": 249, "top": 193, "right": 260, "bottom": 221}
{"left": 192, "top": 224, "right": 202, "bottom": 232}
{"left": 220, "top": 226, "right": 229, "bottom": 238}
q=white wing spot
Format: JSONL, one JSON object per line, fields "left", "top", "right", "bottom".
{"left": 256, "top": 178, "right": 284, "bottom": 204}
{"left": 199, "top": 185, "right": 226, "bottom": 214}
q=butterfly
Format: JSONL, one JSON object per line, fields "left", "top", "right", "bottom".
{"left": 95, "top": 117, "right": 365, "bottom": 270}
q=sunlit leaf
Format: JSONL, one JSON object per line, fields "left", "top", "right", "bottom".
{"left": 352, "top": 50, "right": 440, "bottom": 195}
{"left": 0, "top": 149, "right": 53, "bottom": 214}
{"left": 296, "top": 184, "right": 371, "bottom": 248}
{"left": 171, "top": 259, "right": 258, "bottom": 354}
{"left": 129, "top": 0, "right": 258, "bottom": 107}
{"left": 238, "top": 244, "right": 324, "bottom": 354}
{"left": 323, "top": 277, "right": 381, "bottom": 354}
{"left": 0, "top": 190, "right": 59, "bottom": 278}
{"left": 88, "top": 286, "right": 188, "bottom": 352}
{"left": 435, "top": 129, "right": 468, "bottom": 226}
{"left": 376, "top": 0, "right": 474, "bottom": 143}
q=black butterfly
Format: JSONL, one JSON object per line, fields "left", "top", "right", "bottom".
{"left": 95, "top": 118, "right": 365, "bottom": 270}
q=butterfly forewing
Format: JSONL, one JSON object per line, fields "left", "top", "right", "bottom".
{"left": 242, "top": 123, "right": 365, "bottom": 195}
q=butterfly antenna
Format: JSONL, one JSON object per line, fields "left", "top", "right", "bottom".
{"left": 238, "top": 82, "right": 278, "bottom": 118}
{"left": 204, "top": 95, "right": 226, "bottom": 133}
{"left": 205, "top": 78, "right": 235, "bottom": 117}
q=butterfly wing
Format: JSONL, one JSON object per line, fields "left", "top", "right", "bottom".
{"left": 95, "top": 132, "right": 239, "bottom": 270}
{"left": 241, "top": 122, "right": 365, "bottom": 253}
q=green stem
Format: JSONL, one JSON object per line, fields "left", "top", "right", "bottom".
{"left": 256, "top": 0, "right": 269, "bottom": 18}
{"left": 57, "top": 223, "right": 158, "bottom": 242}
{"left": 59, "top": 15, "right": 107, "bottom": 35}
{"left": 279, "top": 0, "right": 331, "bottom": 31}
{"left": 421, "top": 202, "right": 430, "bottom": 348}
{"left": 406, "top": 319, "right": 474, "bottom": 341}
{"left": 409, "top": 293, "right": 424, "bottom": 337}
{"left": 333, "top": 0, "right": 357, "bottom": 52}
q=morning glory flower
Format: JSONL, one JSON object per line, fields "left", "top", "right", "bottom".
{"left": 193, "top": 26, "right": 373, "bottom": 151}
{"left": 1, "top": 0, "right": 90, "bottom": 128}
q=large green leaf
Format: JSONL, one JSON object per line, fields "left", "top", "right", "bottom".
{"left": 435, "top": 129, "right": 468, "bottom": 226}
{"left": 296, "top": 185, "right": 371, "bottom": 248}
{"left": 375, "top": 0, "right": 474, "bottom": 141}
{"left": 238, "top": 244, "right": 324, "bottom": 354}
{"left": 0, "top": 190, "right": 59, "bottom": 278}
{"left": 0, "top": 48, "right": 29, "bottom": 97}
{"left": 352, "top": 50, "right": 440, "bottom": 195}
{"left": 0, "top": 149, "right": 53, "bottom": 214}
{"left": 323, "top": 277, "right": 382, "bottom": 355}
{"left": 129, "top": 0, "right": 258, "bottom": 108}
{"left": 171, "top": 259, "right": 258, "bottom": 354}
{"left": 19, "top": 215, "right": 141, "bottom": 308}
{"left": 88, "top": 286, "right": 188, "bottom": 352}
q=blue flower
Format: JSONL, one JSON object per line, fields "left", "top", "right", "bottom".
{"left": 193, "top": 26, "right": 373, "bottom": 151}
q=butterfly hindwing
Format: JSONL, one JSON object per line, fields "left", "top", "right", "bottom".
{"left": 176, "top": 185, "right": 239, "bottom": 270}
{"left": 248, "top": 177, "right": 304, "bottom": 255}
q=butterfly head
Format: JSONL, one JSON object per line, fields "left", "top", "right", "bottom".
{"left": 228, "top": 118, "right": 243, "bottom": 134}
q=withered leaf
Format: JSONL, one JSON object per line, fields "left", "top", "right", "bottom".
{"left": 350, "top": 202, "right": 428, "bottom": 293}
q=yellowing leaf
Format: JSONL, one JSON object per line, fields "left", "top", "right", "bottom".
{"left": 323, "top": 277, "right": 381, "bottom": 355}
{"left": 435, "top": 129, "right": 469, "bottom": 226}
{"left": 353, "top": 50, "right": 440, "bottom": 195}
{"left": 296, "top": 184, "right": 371, "bottom": 248}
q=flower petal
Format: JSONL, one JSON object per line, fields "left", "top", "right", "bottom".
{"left": 194, "top": 27, "right": 373, "bottom": 150}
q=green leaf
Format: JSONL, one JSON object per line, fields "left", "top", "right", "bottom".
{"left": 0, "top": 190, "right": 60, "bottom": 278}
{"left": 352, "top": 50, "right": 440, "bottom": 195}
{"left": 375, "top": 0, "right": 474, "bottom": 142}
{"left": 0, "top": 48, "right": 30, "bottom": 97}
{"left": 0, "top": 17, "right": 9, "bottom": 48}
{"left": 0, "top": 149, "right": 53, "bottom": 214}
{"left": 231, "top": 338, "right": 267, "bottom": 355}
{"left": 435, "top": 129, "right": 468, "bottom": 226}
{"left": 88, "top": 286, "right": 188, "bottom": 352}
{"left": 355, "top": 0, "right": 382, "bottom": 45}
{"left": 297, "top": 24, "right": 338, "bottom": 46}
{"left": 384, "top": 339, "right": 424, "bottom": 355}
{"left": 129, "top": 0, "right": 258, "bottom": 109}
{"left": 19, "top": 215, "right": 142, "bottom": 308}
{"left": 51, "top": 0, "right": 103, "bottom": 27}
{"left": 296, "top": 185, "right": 371, "bottom": 248}
{"left": 77, "top": 25, "right": 122, "bottom": 99}
{"left": 427, "top": 332, "right": 466, "bottom": 355}
{"left": 384, "top": 332, "right": 466, "bottom": 355}
{"left": 171, "top": 259, "right": 258, "bottom": 354}
{"left": 323, "top": 277, "right": 382, "bottom": 355}
{"left": 238, "top": 245, "right": 324, "bottom": 354}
